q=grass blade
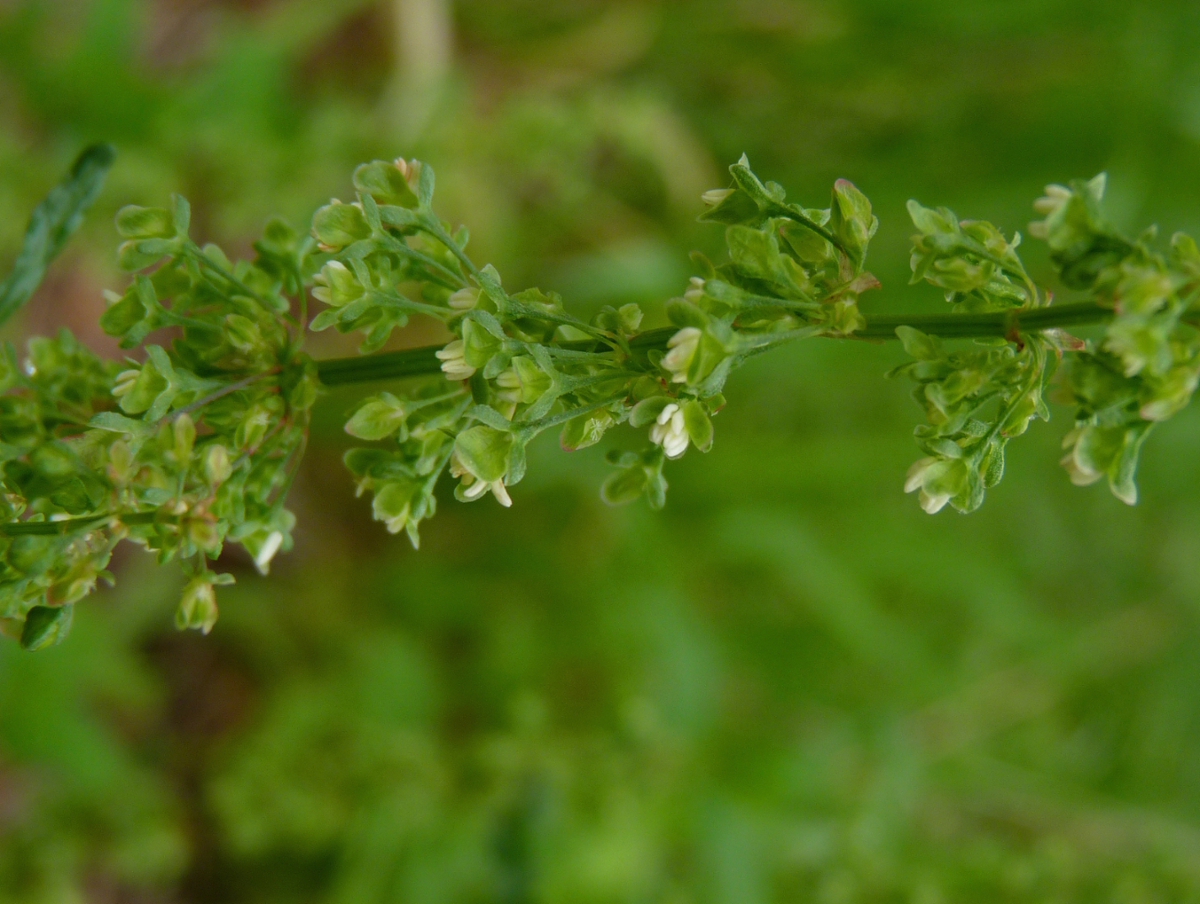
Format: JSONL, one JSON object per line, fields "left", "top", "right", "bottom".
{"left": 0, "top": 143, "right": 116, "bottom": 328}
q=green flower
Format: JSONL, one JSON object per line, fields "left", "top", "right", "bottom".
{"left": 312, "top": 260, "right": 364, "bottom": 308}
{"left": 904, "top": 456, "right": 969, "bottom": 514}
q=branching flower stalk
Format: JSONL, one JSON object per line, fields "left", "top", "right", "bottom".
{"left": 1, "top": 147, "right": 1195, "bottom": 649}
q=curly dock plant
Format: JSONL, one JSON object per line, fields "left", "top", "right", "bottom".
{"left": 1, "top": 146, "right": 1194, "bottom": 648}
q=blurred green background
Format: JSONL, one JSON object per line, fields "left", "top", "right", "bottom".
{"left": 4, "top": 1, "right": 1200, "bottom": 901}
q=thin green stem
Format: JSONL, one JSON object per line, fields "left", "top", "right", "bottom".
{"left": 518, "top": 395, "right": 622, "bottom": 437}
{"left": 377, "top": 233, "right": 466, "bottom": 289}
{"left": 0, "top": 511, "right": 157, "bottom": 537}
{"left": 420, "top": 215, "right": 480, "bottom": 281}
{"left": 162, "top": 370, "right": 279, "bottom": 424}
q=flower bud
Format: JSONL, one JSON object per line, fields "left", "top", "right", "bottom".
{"left": 649, "top": 403, "right": 689, "bottom": 459}
{"left": 204, "top": 444, "right": 232, "bottom": 485}
{"left": 448, "top": 287, "right": 480, "bottom": 311}
{"left": 177, "top": 578, "right": 218, "bottom": 634}
{"left": 661, "top": 327, "right": 702, "bottom": 384}
{"left": 435, "top": 339, "right": 476, "bottom": 381}
{"left": 173, "top": 413, "right": 196, "bottom": 462}
{"left": 312, "top": 260, "right": 364, "bottom": 307}
{"left": 311, "top": 200, "right": 371, "bottom": 251}
{"left": 114, "top": 205, "right": 176, "bottom": 240}
{"left": 253, "top": 531, "right": 284, "bottom": 575}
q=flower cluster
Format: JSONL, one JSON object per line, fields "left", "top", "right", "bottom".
{"left": 5, "top": 146, "right": 1200, "bottom": 649}
{"left": 313, "top": 155, "right": 882, "bottom": 540}
{"left": 895, "top": 174, "right": 1200, "bottom": 512}
{"left": 1, "top": 185, "right": 317, "bottom": 648}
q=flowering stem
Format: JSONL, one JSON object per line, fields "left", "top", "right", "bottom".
{"left": 312, "top": 301, "right": 1113, "bottom": 387}
{"left": 0, "top": 511, "right": 158, "bottom": 537}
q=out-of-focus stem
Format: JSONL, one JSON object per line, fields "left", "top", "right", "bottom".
{"left": 388, "top": 0, "right": 453, "bottom": 136}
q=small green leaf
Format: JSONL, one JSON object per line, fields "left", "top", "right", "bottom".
{"left": 601, "top": 466, "right": 648, "bottom": 505}
{"left": 88, "top": 412, "right": 152, "bottom": 436}
{"left": 115, "top": 205, "right": 175, "bottom": 240}
{"left": 353, "top": 160, "right": 419, "bottom": 208}
{"left": 20, "top": 604, "right": 74, "bottom": 651}
{"left": 345, "top": 394, "right": 408, "bottom": 441}
{"left": 682, "top": 400, "right": 714, "bottom": 452}
{"left": 312, "top": 201, "right": 371, "bottom": 249}
{"left": 629, "top": 396, "right": 673, "bottom": 428}
{"left": 896, "top": 326, "right": 942, "bottom": 362}
{"left": 417, "top": 162, "right": 436, "bottom": 208}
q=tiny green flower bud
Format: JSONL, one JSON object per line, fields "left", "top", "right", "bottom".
{"left": 448, "top": 287, "right": 480, "bottom": 311}
{"left": 649, "top": 403, "right": 689, "bottom": 459}
{"left": 253, "top": 531, "right": 283, "bottom": 575}
{"left": 494, "top": 368, "right": 522, "bottom": 404}
{"left": 436, "top": 339, "right": 476, "bottom": 381}
{"left": 616, "top": 303, "right": 643, "bottom": 334}
{"left": 311, "top": 199, "right": 371, "bottom": 251}
{"left": 225, "top": 314, "right": 262, "bottom": 353}
{"left": 451, "top": 429, "right": 515, "bottom": 507}
{"left": 114, "top": 205, "right": 176, "bottom": 240}
{"left": 312, "top": 260, "right": 364, "bottom": 307}
{"left": 236, "top": 404, "right": 272, "bottom": 449}
{"left": 173, "top": 413, "right": 196, "bottom": 461}
{"left": 372, "top": 479, "right": 420, "bottom": 534}
{"left": 177, "top": 578, "right": 218, "bottom": 634}
{"left": 113, "top": 363, "right": 168, "bottom": 415}
{"left": 204, "top": 444, "right": 232, "bottom": 485}
{"left": 112, "top": 368, "right": 140, "bottom": 399}
{"left": 702, "top": 189, "right": 734, "bottom": 206}
{"left": 661, "top": 327, "right": 702, "bottom": 384}
{"left": 99, "top": 288, "right": 147, "bottom": 337}
{"left": 903, "top": 457, "right": 968, "bottom": 514}
{"left": 108, "top": 440, "right": 134, "bottom": 483}
{"left": 345, "top": 393, "right": 408, "bottom": 440}
{"left": 187, "top": 517, "right": 221, "bottom": 553}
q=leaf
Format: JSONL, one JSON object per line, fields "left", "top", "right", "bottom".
{"left": 906, "top": 200, "right": 953, "bottom": 236}
{"left": 20, "top": 604, "right": 74, "bottom": 651}
{"left": 682, "top": 400, "right": 714, "bottom": 452}
{"left": 0, "top": 144, "right": 115, "bottom": 328}
{"left": 697, "top": 188, "right": 762, "bottom": 226}
{"left": 830, "top": 179, "right": 877, "bottom": 264}
{"left": 895, "top": 326, "right": 942, "bottom": 362}
{"left": 353, "top": 160, "right": 419, "bottom": 208}
{"left": 88, "top": 412, "right": 152, "bottom": 437}
{"left": 417, "top": 161, "right": 436, "bottom": 208}
{"left": 172, "top": 194, "right": 191, "bottom": 237}
{"left": 115, "top": 206, "right": 175, "bottom": 240}
{"left": 560, "top": 412, "right": 612, "bottom": 451}
{"left": 345, "top": 395, "right": 407, "bottom": 441}
{"left": 629, "top": 396, "right": 674, "bottom": 428}
{"left": 600, "top": 466, "right": 648, "bottom": 505}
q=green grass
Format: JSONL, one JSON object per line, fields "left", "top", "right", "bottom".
{"left": 3, "top": 1, "right": 1200, "bottom": 900}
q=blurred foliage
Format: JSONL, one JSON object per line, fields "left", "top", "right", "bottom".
{"left": 4, "top": 0, "right": 1200, "bottom": 901}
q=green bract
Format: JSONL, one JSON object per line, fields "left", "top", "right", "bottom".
{"left": 3, "top": 149, "right": 1197, "bottom": 649}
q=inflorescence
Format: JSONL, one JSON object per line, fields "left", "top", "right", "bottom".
{"left": 1, "top": 148, "right": 1196, "bottom": 648}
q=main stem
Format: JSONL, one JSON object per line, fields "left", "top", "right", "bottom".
{"left": 0, "top": 303, "right": 1110, "bottom": 538}
{"left": 314, "top": 301, "right": 1112, "bottom": 386}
